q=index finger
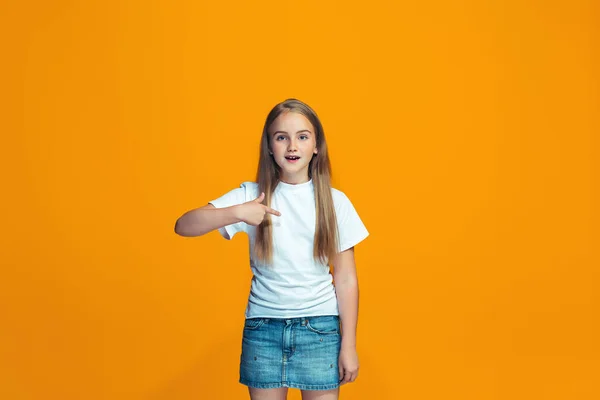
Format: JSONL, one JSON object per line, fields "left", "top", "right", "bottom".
{"left": 265, "top": 207, "right": 281, "bottom": 217}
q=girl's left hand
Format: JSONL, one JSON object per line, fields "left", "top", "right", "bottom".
{"left": 338, "top": 347, "right": 359, "bottom": 385}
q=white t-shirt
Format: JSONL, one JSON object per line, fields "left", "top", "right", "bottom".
{"left": 209, "top": 179, "right": 369, "bottom": 319}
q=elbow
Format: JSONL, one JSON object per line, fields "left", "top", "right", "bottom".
{"left": 174, "top": 219, "right": 184, "bottom": 236}
{"left": 174, "top": 217, "right": 206, "bottom": 237}
{"left": 334, "top": 274, "right": 358, "bottom": 289}
{"left": 174, "top": 218, "right": 191, "bottom": 237}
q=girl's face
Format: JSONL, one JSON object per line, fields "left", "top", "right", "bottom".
{"left": 268, "top": 111, "right": 318, "bottom": 184}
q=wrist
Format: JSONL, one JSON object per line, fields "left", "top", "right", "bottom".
{"left": 230, "top": 204, "right": 244, "bottom": 223}
{"left": 341, "top": 338, "right": 356, "bottom": 350}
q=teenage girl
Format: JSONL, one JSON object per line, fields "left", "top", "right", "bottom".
{"left": 175, "top": 98, "right": 369, "bottom": 400}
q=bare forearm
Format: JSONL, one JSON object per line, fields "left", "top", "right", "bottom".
{"left": 336, "top": 277, "right": 359, "bottom": 349}
{"left": 174, "top": 206, "right": 240, "bottom": 237}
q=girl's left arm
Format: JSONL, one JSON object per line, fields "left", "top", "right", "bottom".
{"left": 333, "top": 247, "right": 359, "bottom": 384}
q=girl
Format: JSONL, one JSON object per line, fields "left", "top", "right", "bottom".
{"left": 175, "top": 98, "right": 369, "bottom": 400}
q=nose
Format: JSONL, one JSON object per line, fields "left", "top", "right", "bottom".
{"left": 287, "top": 138, "right": 298, "bottom": 152}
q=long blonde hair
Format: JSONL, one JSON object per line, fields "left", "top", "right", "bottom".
{"left": 254, "top": 98, "right": 339, "bottom": 265}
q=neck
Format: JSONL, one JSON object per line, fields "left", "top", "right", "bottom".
{"left": 279, "top": 172, "right": 310, "bottom": 185}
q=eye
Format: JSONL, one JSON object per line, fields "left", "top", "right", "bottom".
{"left": 275, "top": 135, "right": 287, "bottom": 141}
{"left": 299, "top": 135, "right": 308, "bottom": 140}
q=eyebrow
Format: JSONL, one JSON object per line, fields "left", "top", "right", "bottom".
{"left": 272, "top": 130, "right": 312, "bottom": 135}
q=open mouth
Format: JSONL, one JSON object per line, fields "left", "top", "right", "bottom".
{"left": 285, "top": 156, "right": 300, "bottom": 162}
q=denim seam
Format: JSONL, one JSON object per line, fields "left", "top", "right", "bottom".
{"left": 305, "top": 319, "right": 340, "bottom": 335}
{"left": 239, "top": 378, "right": 339, "bottom": 391}
{"left": 243, "top": 318, "right": 266, "bottom": 331}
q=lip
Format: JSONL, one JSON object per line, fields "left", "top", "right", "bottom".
{"left": 285, "top": 156, "right": 301, "bottom": 163}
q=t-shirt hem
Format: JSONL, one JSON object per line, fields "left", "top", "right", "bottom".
{"left": 339, "top": 230, "right": 370, "bottom": 253}
{"left": 244, "top": 311, "right": 340, "bottom": 319}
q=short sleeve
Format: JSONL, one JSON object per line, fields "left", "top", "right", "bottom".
{"left": 334, "top": 190, "right": 369, "bottom": 252}
{"left": 208, "top": 182, "right": 257, "bottom": 240}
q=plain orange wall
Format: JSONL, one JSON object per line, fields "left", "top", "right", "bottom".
{"left": 1, "top": 1, "right": 598, "bottom": 399}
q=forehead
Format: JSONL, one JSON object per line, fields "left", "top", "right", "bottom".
{"left": 269, "top": 111, "right": 314, "bottom": 134}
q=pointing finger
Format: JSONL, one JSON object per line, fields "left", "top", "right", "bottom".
{"left": 265, "top": 207, "right": 281, "bottom": 217}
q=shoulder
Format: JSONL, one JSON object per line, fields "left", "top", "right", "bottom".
{"left": 209, "top": 181, "right": 257, "bottom": 208}
{"left": 331, "top": 187, "right": 350, "bottom": 203}
{"left": 240, "top": 181, "right": 259, "bottom": 200}
{"left": 330, "top": 187, "right": 353, "bottom": 211}
{"left": 240, "top": 181, "right": 259, "bottom": 190}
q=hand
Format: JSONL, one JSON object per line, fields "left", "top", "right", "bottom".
{"left": 339, "top": 347, "right": 359, "bottom": 385}
{"left": 235, "top": 192, "right": 281, "bottom": 226}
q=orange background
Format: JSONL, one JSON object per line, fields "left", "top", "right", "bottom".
{"left": 1, "top": 1, "right": 598, "bottom": 399}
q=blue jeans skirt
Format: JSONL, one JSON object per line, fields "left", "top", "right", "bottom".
{"left": 239, "top": 315, "right": 341, "bottom": 391}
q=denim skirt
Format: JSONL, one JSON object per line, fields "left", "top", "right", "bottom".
{"left": 239, "top": 315, "right": 341, "bottom": 390}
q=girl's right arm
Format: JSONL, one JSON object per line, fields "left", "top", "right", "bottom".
{"left": 174, "top": 192, "right": 280, "bottom": 237}
{"left": 174, "top": 203, "right": 241, "bottom": 237}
